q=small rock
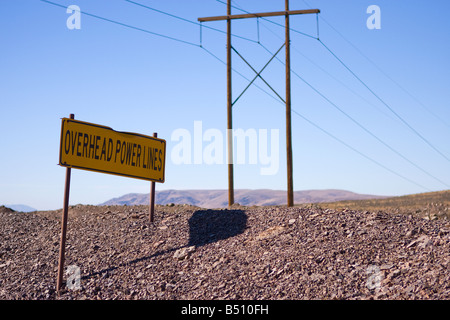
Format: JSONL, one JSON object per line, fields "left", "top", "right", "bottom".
{"left": 380, "top": 263, "right": 395, "bottom": 270}
{"left": 406, "top": 228, "right": 417, "bottom": 238}
{"left": 256, "top": 226, "right": 286, "bottom": 240}
{"left": 315, "top": 256, "right": 325, "bottom": 264}
{"left": 173, "top": 246, "right": 196, "bottom": 260}
{"left": 387, "top": 269, "right": 401, "bottom": 279}
{"left": 309, "top": 213, "right": 320, "bottom": 219}
{"left": 153, "top": 240, "right": 164, "bottom": 248}
{"left": 417, "top": 235, "right": 433, "bottom": 249}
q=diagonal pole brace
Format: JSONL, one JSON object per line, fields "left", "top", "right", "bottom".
{"left": 232, "top": 45, "right": 286, "bottom": 105}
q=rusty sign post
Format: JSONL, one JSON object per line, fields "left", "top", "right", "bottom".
{"left": 56, "top": 115, "right": 166, "bottom": 291}
{"left": 149, "top": 132, "right": 157, "bottom": 223}
{"left": 199, "top": 0, "right": 320, "bottom": 207}
{"left": 56, "top": 113, "right": 74, "bottom": 292}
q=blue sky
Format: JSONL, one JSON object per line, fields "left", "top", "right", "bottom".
{"left": 1, "top": 0, "right": 449, "bottom": 210}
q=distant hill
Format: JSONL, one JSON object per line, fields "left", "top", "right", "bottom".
{"left": 3, "top": 204, "right": 36, "bottom": 212}
{"left": 100, "top": 189, "right": 386, "bottom": 208}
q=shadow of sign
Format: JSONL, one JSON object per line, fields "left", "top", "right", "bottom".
{"left": 81, "top": 209, "right": 247, "bottom": 283}
{"left": 188, "top": 209, "right": 247, "bottom": 247}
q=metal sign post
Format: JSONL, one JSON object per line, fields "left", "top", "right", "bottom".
{"left": 56, "top": 113, "right": 74, "bottom": 292}
{"left": 149, "top": 132, "right": 157, "bottom": 223}
{"left": 56, "top": 115, "right": 166, "bottom": 291}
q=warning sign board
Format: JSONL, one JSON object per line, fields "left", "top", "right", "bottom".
{"left": 59, "top": 118, "right": 166, "bottom": 182}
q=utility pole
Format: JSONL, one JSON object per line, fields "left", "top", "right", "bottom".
{"left": 285, "top": 0, "right": 294, "bottom": 207}
{"left": 226, "top": 0, "right": 234, "bottom": 207}
{"left": 199, "top": 1, "right": 319, "bottom": 207}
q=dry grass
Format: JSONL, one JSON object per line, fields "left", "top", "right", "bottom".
{"left": 311, "top": 190, "right": 450, "bottom": 221}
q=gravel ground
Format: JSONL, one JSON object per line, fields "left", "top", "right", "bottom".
{"left": 1, "top": 204, "right": 449, "bottom": 300}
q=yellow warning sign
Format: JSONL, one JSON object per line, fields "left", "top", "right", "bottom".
{"left": 59, "top": 118, "right": 166, "bottom": 182}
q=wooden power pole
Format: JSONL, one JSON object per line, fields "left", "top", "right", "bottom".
{"left": 199, "top": 1, "right": 319, "bottom": 207}
{"left": 284, "top": 0, "right": 294, "bottom": 207}
{"left": 226, "top": 0, "right": 234, "bottom": 207}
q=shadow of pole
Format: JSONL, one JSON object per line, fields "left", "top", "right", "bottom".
{"left": 188, "top": 209, "right": 247, "bottom": 247}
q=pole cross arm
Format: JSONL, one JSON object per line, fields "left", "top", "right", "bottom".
{"left": 198, "top": 9, "right": 320, "bottom": 22}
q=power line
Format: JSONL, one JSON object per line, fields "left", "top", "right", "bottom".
{"left": 39, "top": 0, "right": 279, "bottom": 103}
{"left": 206, "top": 38, "right": 425, "bottom": 190}
{"left": 40, "top": 0, "right": 201, "bottom": 47}
{"left": 258, "top": 20, "right": 400, "bottom": 124}
{"left": 258, "top": 42, "right": 449, "bottom": 189}
{"left": 125, "top": 0, "right": 450, "bottom": 156}
{"left": 228, "top": 0, "right": 450, "bottom": 165}
{"left": 222, "top": 0, "right": 445, "bottom": 190}
{"left": 298, "top": 0, "right": 450, "bottom": 158}
{"left": 198, "top": 8, "right": 431, "bottom": 190}
{"left": 223, "top": 47, "right": 432, "bottom": 190}
{"left": 247, "top": 48, "right": 430, "bottom": 190}
{"left": 197, "top": 19, "right": 430, "bottom": 191}
{"left": 289, "top": 107, "right": 430, "bottom": 191}
{"left": 41, "top": 0, "right": 259, "bottom": 47}
{"left": 300, "top": 0, "right": 450, "bottom": 130}
{"left": 124, "top": 0, "right": 259, "bottom": 44}
{"left": 318, "top": 39, "right": 450, "bottom": 164}
{"left": 39, "top": 0, "right": 439, "bottom": 191}
{"left": 215, "top": 0, "right": 318, "bottom": 40}
{"left": 231, "top": 0, "right": 450, "bottom": 159}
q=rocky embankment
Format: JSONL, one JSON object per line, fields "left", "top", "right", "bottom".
{"left": 0, "top": 204, "right": 449, "bottom": 300}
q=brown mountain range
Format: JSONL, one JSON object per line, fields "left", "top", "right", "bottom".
{"left": 100, "top": 189, "right": 387, "bottom": 208}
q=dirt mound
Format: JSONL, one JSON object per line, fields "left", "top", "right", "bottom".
{"left": 0, "top": 205, "right": 16, "bottom": 213}
{"left": 1, "top": 204, "right": 449, "bottom": 300}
